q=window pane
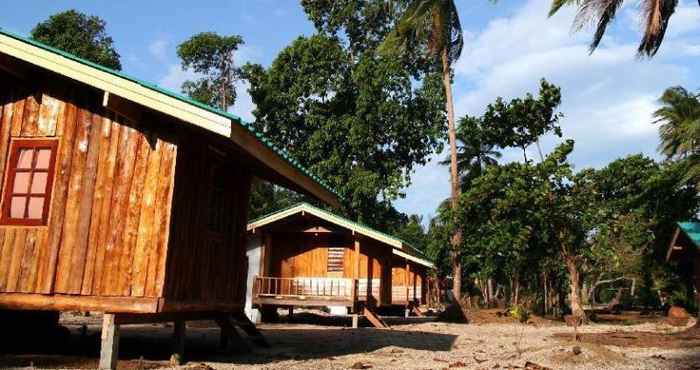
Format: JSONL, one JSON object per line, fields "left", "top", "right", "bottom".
{"left": 13, "top": 172, "right": 30, "bottom": 194}
{"left": 27, "top": 197, "right": 44, "bottom": 219}
{"left": 10, "top": 196, "right": 26, "bottom": 218}
{"left": 36, "top": 149, "right": 52, "bottom": 169}
{"left": 30, "top": 172, "right": 48, "bottom": 194}
{"left": 17, "top": 149, "right": 33, "bottom": 169}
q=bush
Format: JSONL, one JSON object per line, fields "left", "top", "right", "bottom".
{"left": 509, "top": 305, "right": 530, "bottom": 323}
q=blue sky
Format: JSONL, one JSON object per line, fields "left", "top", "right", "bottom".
{"left": 3, "top": 0, "right": 700, "bottom": 224}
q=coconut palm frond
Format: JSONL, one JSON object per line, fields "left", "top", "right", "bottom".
{"left": 549, "top": 0, "right": 580, "bottom": 17}
{"left": 638, "top": 0, "right": 678, "bottom": 56}
{"left": 653, "top": 86, "right": 700, "bottom": 159}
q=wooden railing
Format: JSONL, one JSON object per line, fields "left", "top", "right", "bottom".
{"left": 254, "top": 276, "right": 355, "bottom": 299}
{"left": 392, "top": 285, "right": 421, "bottom": 302}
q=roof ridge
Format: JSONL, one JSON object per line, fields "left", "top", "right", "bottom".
{"left": 250, "top": 202, "right": 431, "bottom": 261}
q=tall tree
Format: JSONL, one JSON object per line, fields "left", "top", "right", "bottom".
{"left": 380, "top": 0, "right": 465, "bottom": 300}
{"left": 654, "top": 86, "right": 700, "bottom": 159}
{"left": 177, "top": 32, "right": 244, "bottom": 110}
{"left": 31, "top": 10, "right": 121, "bottom": 70}
{"left": 440, "top": 116, "right": 502, "bottom": 190}
{"left": 548, "top": 0, "right": 683, "bottom": 56}
{"left": 245, "top": 14, "right": 446, "bottom": 228}
{"left": 481, "top": 79, "right": 563, "bottom": 162}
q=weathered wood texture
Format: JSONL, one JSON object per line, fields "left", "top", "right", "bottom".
{"left": 162, "top": 134, "right": 252, "bottom": 308}
{"left": 0, "top": 80, "right": 178, "bottom": 301}
{"left": 391, "top": 262, "right": 427, "bottom": 304}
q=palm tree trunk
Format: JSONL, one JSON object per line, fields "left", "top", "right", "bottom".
{"left": 442, "top": 48, "right": 462, "bottom": 302}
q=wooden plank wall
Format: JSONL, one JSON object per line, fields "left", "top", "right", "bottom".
{"left": 162, "top": 134, "right": 251, "bottom": 306}
{"left": 0, "top": 74, "right": 177, "bottom": 299}
{"left": 268, "top": 233, "right": 392, "bottom": 304}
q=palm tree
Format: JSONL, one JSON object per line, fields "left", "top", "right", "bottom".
{"left": 654, "top": 86, "right": 700, "bottom": 159}
{"left": 653, "top": 86, "right": 700, "bottom": 182}
{"left": 548, "top": 0, "right": 683, "bottom": 57}
{"left": 440, "top": 117, "right": 502, "bottom": 190}
{"left": 380, "top": 0, "right": 465, "bottom": 300}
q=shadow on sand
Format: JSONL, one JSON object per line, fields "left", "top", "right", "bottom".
{"left": 0, "top": 318, "right": 458, "bottom": 368}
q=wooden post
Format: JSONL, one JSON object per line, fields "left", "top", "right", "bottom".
{"left": 261, "top": 233, "right": 272, "bottom": 276}
{"left": 352, "top": 314, "right": 359, "bottom": 328}
{"left": 288, "top": 306, "right": 294, "bottom": 319}
{"left": 172, "top": 320, "right": 186, "bottom": 363}
{"left": 99, "top": 314, "right": 120, "bottom": 370}
{"left": 405, "top": 260, "right": 410, "bottom": 306}
{"left": 352, "top": 238, "right": 360, "bottom": 312}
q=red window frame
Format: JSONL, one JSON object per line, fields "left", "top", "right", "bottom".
{"left": 1, "top": 139, "right": 58, "bottom": 226}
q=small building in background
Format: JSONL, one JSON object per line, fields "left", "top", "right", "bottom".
{"left": 245, "top": 203, "right": 434, "bottom": 326}
{"left": 666, "top": 222, "right": 700, "bottom": 319}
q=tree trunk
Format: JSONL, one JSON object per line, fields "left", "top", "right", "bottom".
{"left": 442, "top": 47, "right": 462, "bottom": 302}
{"left": 565, "top": 256, "right": 585, "bottom": 319}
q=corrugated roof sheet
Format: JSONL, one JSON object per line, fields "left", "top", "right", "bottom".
{"left": 677, "top": 222, "right": 700, "bottom": 248}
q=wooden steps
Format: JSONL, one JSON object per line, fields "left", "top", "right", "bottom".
{"left": 216, "top": 313, "right": 270, "bottom": 351}
{"left": 363, "top": 307, "right": 389, "bottom": 329}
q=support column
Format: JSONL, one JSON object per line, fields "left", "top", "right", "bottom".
{"left": 353, "top": 238, "right": 361, "bottom": 312}
{"left": 352, "top": 314, "right": 359, "bottom": 328}
{"left": 99, "top": 314, "right": 120, "bottom": 370}
{"left": 172, "top": 320, "right": 186, "bottom": 364}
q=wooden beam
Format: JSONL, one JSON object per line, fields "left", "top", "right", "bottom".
{"left": 666, "top": 227, "right": 681, "bottom": 262}
{"left": 99, "top": 314, "right": 120, "bottom": 370}
{"left": 102, "top": 92, "right": 142, "bottom": 123}
{"left": 0, "top": 293, "right": 159, "bottom": 313}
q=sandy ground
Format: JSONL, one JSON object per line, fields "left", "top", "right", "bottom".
{"left": 0, "top": 311, "right": 698, "bottom": 370}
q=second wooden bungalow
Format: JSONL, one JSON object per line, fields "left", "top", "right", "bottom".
{"left": 245, "top": 203, "right": 434, "bottom": 327}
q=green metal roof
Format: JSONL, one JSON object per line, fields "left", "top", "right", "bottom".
{"left": 677, "top": 222, "right": 700, "bottom": 248}
{"left": 248, "top": 202, "right": 433, "bottom": 265}
{"left": 0, "top": 27, "right": 337, "bottom": 198}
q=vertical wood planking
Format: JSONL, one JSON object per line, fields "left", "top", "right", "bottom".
{"left": 0, "top": 229, "right": 13, "bottom": 291}
{"left": 40, "top": 96, "right": 77, "bottom": 293}
{"left": 101, "top": 127, "right": 139, "bottom": 296}
{"left": 66, "top": 111, "right": 102, "bottom": 293}
{"left": 150, "top": 142, "right": 176, "bottom": 297}
{"left": 54, "top": 105, "right": 92, "bottom": 293}
{"left": 6, "top": 229, "right": 27, "bottom": 292}
{"left": 37, "top": 93, "right": 61, "bottom": 136}
{"left": 82, "top": 116, "right": 115, "bottom": 295}
{"left": 131, "top": 139, "right": 162, "bottom": 297}
{"left": 91, "top": 120, "right": 120, "bottom": 294}
{"left": 117, "top": 135, "right": 149, "bottom": 296}
{"left": 10, "top": 96, "right": 25, "bottom": 137}
{"left": 20, "top": 93, "right": 40, "bottom": 137}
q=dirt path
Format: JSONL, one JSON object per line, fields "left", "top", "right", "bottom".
{"left": 0, "top": 312, "right": 698, "bottom": 369}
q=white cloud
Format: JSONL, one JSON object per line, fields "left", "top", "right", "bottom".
{"left": 148, "top": 39, "right": 169, "bottom": 61}
{"left": 396, "top": 0, "right": 699, "bottom": 221}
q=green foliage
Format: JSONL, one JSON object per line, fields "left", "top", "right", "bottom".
{"left": 653, "top": 86, "right": 700, "bottom": 184}
{"left": 248, "top": 181, "right": 309, "bottom": 220}
{"left": 481, "top": 79, "right": 563, "bottom": 161}
{"left": 509, "top": 305, "right": 530, "bottom": 323}
{"left": 439, "top": 116, "right": 502, "bottom": 190}
{"left": 31, "top": 10, "right": 121, "bottom": 70}
{"left": 244, "top": 29, "right": 446, "bottom": 226}
{"left": 177, "top": 32, "right": 244, "bottom": 109}
{"left": 394, "top": 215, "right": 428, "bottom": 252}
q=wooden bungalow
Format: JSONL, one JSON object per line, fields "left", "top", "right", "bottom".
{"left": 245, "top": 203, "right": 434, "bottom": 327}
{"left": 667, "top": 222, "right": 700, "bottom": 319}
{"left": 0, "top": 29, "right": 339, "bottom": 368}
